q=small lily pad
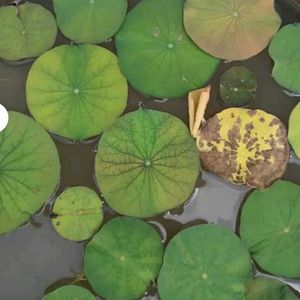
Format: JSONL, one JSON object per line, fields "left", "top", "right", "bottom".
{"left": 184, "top": 0, "right": 281, "bottom": 61}
{"left": 220, "top": 67, "right": 257, "bottom": 107}
{"left": 115, "top": 0, "right": 219, "bottom": 98}
{"left": 42, "top": 285, "right": 96, "bottom": 300}
{"left": 0, "top": 112, "right": 60, "bottom": 235}
{"left": 197, "top": 108, "right": 289, "bottom": 188}
{"left": 247, "top": 278, "right": 298, "bottom": 300}
{"left": 26, "top": 44, "right": 128, "bottom": 140}
{"left": 240, "top": 180, "right": 300, "bottom": 278}
{"left": 51, "top": 186, "right": 103, "bottom": 241}
{"left": 289, "top": 103, "right": 300, "bottom": 158}
{"left": 0, "top": 2, "right": 57, "bottom": 61}
{"left": 84, "top": 217, "right": 163, "bottom": 300}
{"left": 95, "top": 109, "right": 200, "bottom": 218}
{"left": 269, "top": 24, "right": 300, "bottom": 93}
{"left": 158, "top": 224, "right": 252, "bottom": 300}
{"left": 53, "top": 0, "right": 127, "bottom": 44}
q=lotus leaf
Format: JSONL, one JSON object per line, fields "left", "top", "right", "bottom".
{"left": 53, "top": 0, "right": 127, "bottom": 44}
{"left": 51, "top": 186, "right": 103, "bottom": 241}
{"left": 95, "top": 109, "right": 200, "bottom": 218}
{"left": 0, "top": 112, "right": 60, "bottom": 235}
{"left": 26, "top": 44, "right": 128, "bottom": 140}
{"left": 84, "top": 217, "right": 163, "bottom": 300}
{"left": 42, "top": 285, "right": 95, "bottom": 300}
{"left": 184, "top": 0, "right": 281, "bottom": 61}
{"left": 158, "top": 224, "right": 252, "bottom": 300}
{"left": 240, "top": 180, "right": 300, "bottom": 278}
{"left": 197, "top": 108, "right": 289, "bottom": 188}
{"left": 289, "top": 103, "right": 300, "bottom": 158}
{"left": 0, "top": 2, "right": 57, "bottom": 61}
{"left": 115, "top": 0, "right": 219, "bottom": 98}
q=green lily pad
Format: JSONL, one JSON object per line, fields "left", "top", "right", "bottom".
{"left": 115, "top": 0, "right": 219, "bottom": 98}
{"left": 197, "top": 108, "right": 289, "bottom": 188}
{"left": 95, "top": 109, "right": 200, "bottom": 218}
{"left": 240, "top": 180, "right": 300, "bottom": 278}
{"left": 220, "top": 67, "right": 257, "bottom": 107}
{"left": 246, "top": 278, "right": 298, "bottom": 300}
{"left": 26, "top": 44, "right": 128, "bottom": 140}
{"left": 158, "top": 224, "right": 252, "bottom": 300}
{"left": 51, "top": 186, "right": 103, "bottom": 241}
{"left": 269, "top": 24, "right": 300, "bottom": 93}
{"left": 0, "top": 112, "right": 60, "bottom": 235}
{"left": 42, "top": 285, "right": 96, "bottom": 300}
{"left": 289, "top": 103, "right": 300, "bottom": 158}
{"left": 53, "top": 0, "right": 127, "bottom": 44}
{"left": 184, "top": 0, "right": 281, "bottom": 61}
{"left": 0, "top": 2, "right": 57, "bottom": 61}
{"left": 84, "top": 217, "right": 163, "bottom": 300}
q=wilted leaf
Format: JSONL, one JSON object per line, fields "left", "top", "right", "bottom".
{"left": 42, "top": 285, "right": 95, "bottom": 300}
{"left": 288, "top": 103, "right": 300, "bottom": 158}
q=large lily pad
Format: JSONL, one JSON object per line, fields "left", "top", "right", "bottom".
{"left": 269, "top": 24, "right": 300, "bottom": 93}
{"left": 184, "top": 0, "right": 281, "bottom": 61}
{"left": 0, "top": 112, "right": 60, "bottom": 235}
{"left": 115, "top": 0, "right": 219, "bottom": 98}
{"left": 26, "top": 44, "right": 128, "bottom": 140}
{"left": 246, "top": 278, "right": 298, "bottom": 300}
{"left": 42, "top": 285, "right": 95, "bottom": 300}
{"left": 0, "top": 2, "right": 57, "bottom": 61}
{"left": 84, "top": 217, "right": 163, "bottom": 300}
{"left": 240, "top": 180, "right": 300, "bottom": 278}
{"left": 95, "top": 109, "right": 200, "bottom": 218}
{"left": 197, "top": 108, "right": 289, "bottom": 188}
{"left": 53, "top": 0, "right": 127, "bottom": 44}
{"left": 51, "top": 186, "right": 103, "bottom": 241}
{"left": 158, "top": 224, "right": 252, "bottom": 300}
{"left": 289, "top": 103, "right": 300, "bottom": 158}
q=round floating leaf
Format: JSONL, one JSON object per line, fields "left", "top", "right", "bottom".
{"left": 115, "top": 0, "right": 219, "bottom": 98}
{"left": 220, "top": 67, "right": 257, "bottom": 107}
{"left": 247, "top": 278, "right": 298, "bottom": 300}
{"left": 289, "top": 103, "right": 300, "bottom": 158}
{"left": 158, "top": 224, "right": 252, "bottom": 300}
{"left": 51, "top": 186, "right": 103, "bottom": 241}
{"left": 240, "top": 180, "right": 300, "bottom": 278}
{"left": 42, "top": 285, "right": 96, "bottom": 300}
{"left": 269, "top": 24, "right": 300, "bottom": 92}
{"left": 184, "top": 0, "right": 281, "bottom": 61}
{"left": 26, "top": 44, "right": 128, "bottom": 140}
{"left": 197, "top": 108, "right": 289, "bottom": 188}
{"left": 53, "top": 0, "right": 127, "bottom": 44}
{"left": 84, "top": 217, "right": 163, "bottom": 300}
{"left": 95, "top": 109, "right": 200, "bottom": 218}
{"left": 0, "top": 2, "right": 57, "bottom": 61}
{"left": 0, "top": 112, "right": 60, "bottom": 235}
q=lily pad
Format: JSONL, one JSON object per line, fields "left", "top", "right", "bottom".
{"left": 26, "top": 44, "right": 128, "bottom": 140}
{"left": 95, "top": 109, "right": 200, "bottom": 218}
{"left": 184, "top": 0, "right": 281, "bottom": 61}
{"left": 158, "top": 224, "right": 252, "bottom": 300}
{"left": 269, "top": 24, "right": 300, "bottom": 92}
{"left": 51, "top": 186, "right": 103, "bottom": 241}
{"left": 42, "top": 285, "right": 96, "bottom": 300}
{"left": 240, "top": 180, "right": 300, "bottom": 278}
{"left": 197, "top": 108, "right": 289, "bottom": 188}
{"left": 84, "top": 217, "right": 163, "bottom": 300}
{"left": 246, "top": 278, "right": 298, "bottom": 300}
{"left": 289, "top": 103, "right": 300, "bottom": 158}
{"left": 53, "top": 0, "right": 127, "bottom": 44}
{"left": 0, "top": 112, "right": 60, "bottom": 235}
{"left": 0, "top": 2, "right": 57, "bottom": 61}
{"left": 115, "top": 0, "right": 219, "bottom": 98}
{"left": 220, "top": 67, "right": 257, "bottom": 107}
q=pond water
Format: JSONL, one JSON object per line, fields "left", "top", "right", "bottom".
{"left": 0, "top": 0, "right": 300, "bottom": 299}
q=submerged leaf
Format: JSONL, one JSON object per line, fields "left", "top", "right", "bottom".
{"left": 184, "top": 0, "right": 281, "bottom": 61}
{"left": 42, "top": 285, "right": 95, "bottom": 300}
{"left": 197, "top": 108, "right": 289, "bottom": 188}
{"left": 289, "top": 103, "right": 300, "bottom": 158}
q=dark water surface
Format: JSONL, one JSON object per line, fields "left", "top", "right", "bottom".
{"left": 0, "top": 0, "right": 300, "bottom": 299}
